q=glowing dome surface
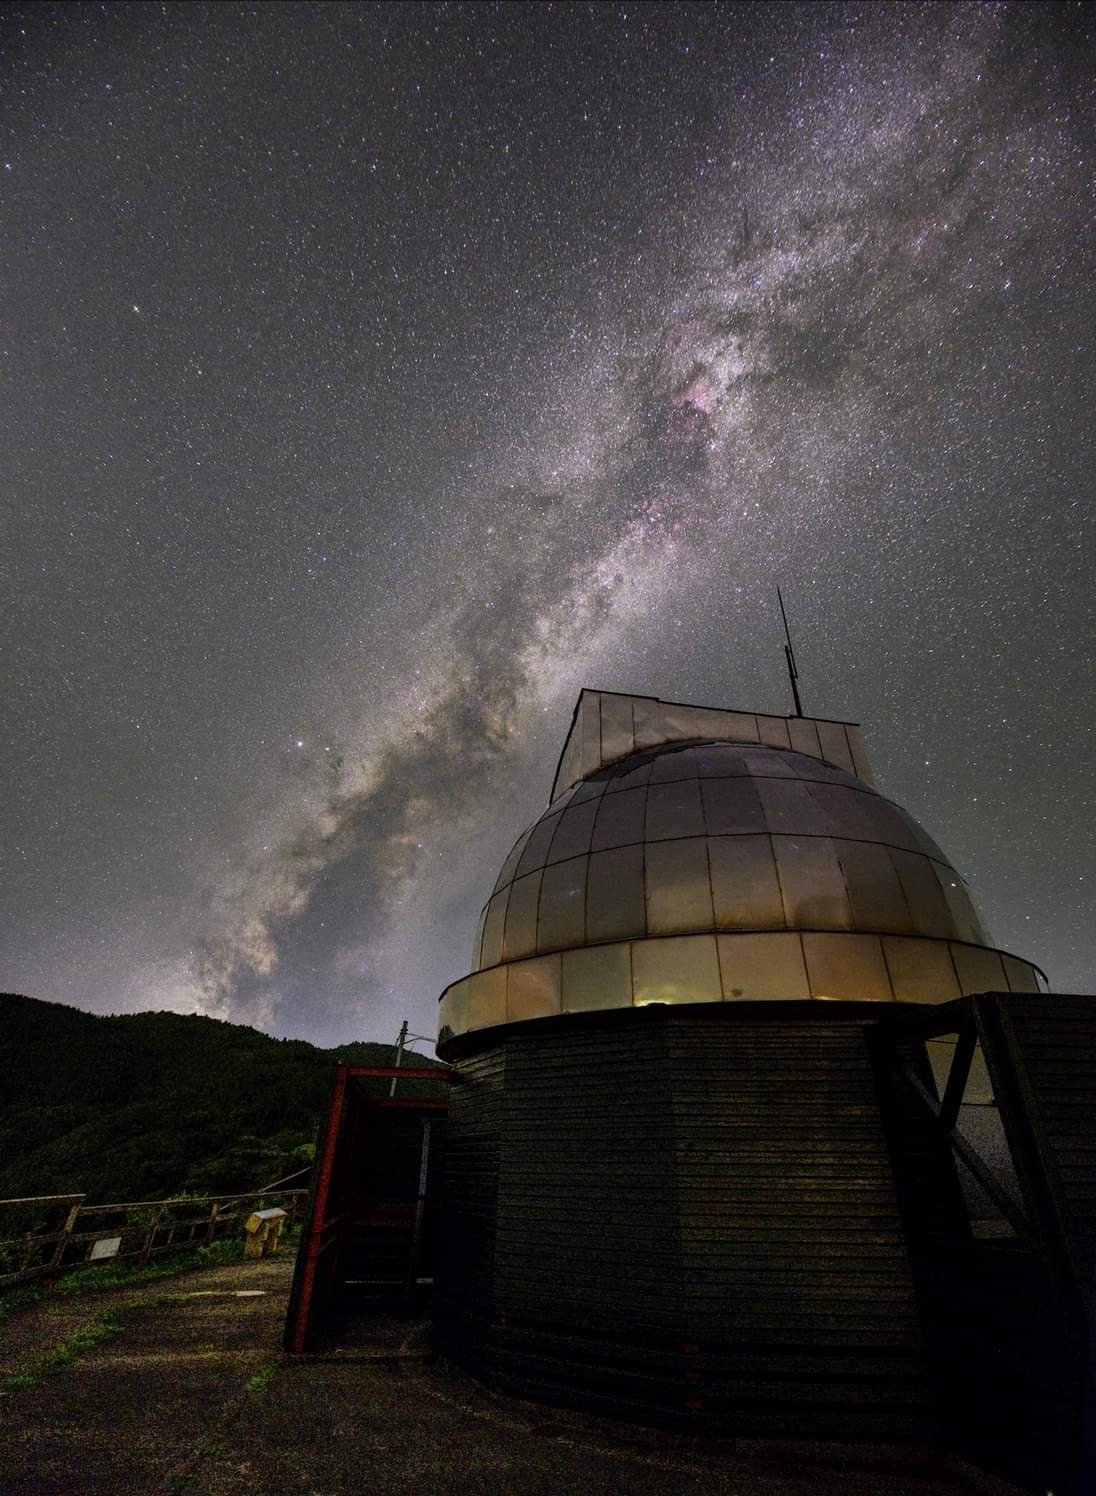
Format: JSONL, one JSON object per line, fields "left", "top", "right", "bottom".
{"left": 438, "top": 719, "right": 1044, "bottom": 1045}
{"left": 478, "top": 741, "right": 985, "bottom": 962}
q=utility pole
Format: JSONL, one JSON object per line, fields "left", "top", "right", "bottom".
{"left": 389, "top": 1019, "right": 408, "bottom": 1098}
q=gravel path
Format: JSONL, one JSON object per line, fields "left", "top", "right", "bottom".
{"left": 0, "top": 1258, "right": 1028, "bottom": 1496}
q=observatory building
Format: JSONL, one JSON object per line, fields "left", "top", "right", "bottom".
{"left": 431, "top": 689, "right": 1090, "bottom": 1482}
{"left": 289, "top": 685, "right": 1093, "bottom": 1492}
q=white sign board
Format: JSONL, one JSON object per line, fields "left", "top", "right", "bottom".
{"left": 88, "top": 1236, "right": 122, "bottom": 1261}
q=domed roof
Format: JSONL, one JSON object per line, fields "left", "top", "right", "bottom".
{"left": 438, "top": 729, "right": 1044, "bottom": 1046}
{"left": 472, "top": 740, "right": 988, "bottom": 968}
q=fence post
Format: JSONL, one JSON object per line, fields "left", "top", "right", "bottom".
{"left": 50, "top": 1197, "right": 84, "bottom": 1270}
{"left": 139, "top": 1205, "right": 164, "bottom": 1266}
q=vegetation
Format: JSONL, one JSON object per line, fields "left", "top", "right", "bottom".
{"left": 1, "top": 1315, "right": 122, "bottom": 1398}
{"left": 0, "top": 993, "right": 446, "bottom": 1205}
{"left": 0, "top": 1283, "right": 42, "bottom": 1324}
{"left": 245, "top": 1363, "right": 277, "bottom": 1394}
{"left": 52, "top": 1231, "right": 254, "bottom": 1295}
{"left": 0, "top": 1225, "right": 301, "bottom": 1321}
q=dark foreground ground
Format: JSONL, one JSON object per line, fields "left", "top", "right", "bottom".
{"left": 0, "top": 1257, "right": 1029, "bottom": 1496}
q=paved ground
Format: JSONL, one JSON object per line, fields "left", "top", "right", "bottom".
{"left": 0, "top": 1257, "right": 1031, "bottom": 1496}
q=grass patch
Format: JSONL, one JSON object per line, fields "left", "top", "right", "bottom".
{"left": 1, "top": 1317, "right": 121, "bottom": 1398}
{"left": 0, "top": 1283, "right": 44, "bottom": 1324}
{"left": 0, "top": 1247, "right": 230, "bottom": 1315}
{"left": 52, "top": 1234, "right": 247, "bottom": 1296}
{"left": 0, "top": 1224, "right": 301, "bottom": 1320}
{"left": 245, "top": 1363, "right": 277, "bottom": 1394}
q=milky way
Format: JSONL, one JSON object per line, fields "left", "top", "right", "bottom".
{"left": 3, "top": 3, "right": 1093, "bottom": 1046}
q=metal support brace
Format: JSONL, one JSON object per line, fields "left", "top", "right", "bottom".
{"left": 939, "top": 1021, "right": 977, "bottom": 1131}
{"left": 896, "top": 1057, "right": 1032, "bottom": 1240}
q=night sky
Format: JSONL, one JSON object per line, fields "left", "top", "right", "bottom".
{"left": 3, "top": 2, "right": 1093, "bottom": 1051}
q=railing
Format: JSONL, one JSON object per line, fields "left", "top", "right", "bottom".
{"left": 0, "top": 1187, "right": 310, "bottom": 1289}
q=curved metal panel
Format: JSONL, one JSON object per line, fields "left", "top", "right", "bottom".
{"left": 571, "top": 777, "right": 608, "bottom": 806}
{"left": 802, "top": 933, "right": 894, "bottom": 1002}
{"left": 951, "top": 943, "right": 1007, "bottom": 994}
{"left": 700, "top": 777, "right": 766, "bottom": 835}
{"left": 758, "top": 779, "right": 832, "bottom": 836}
{"left": 694, "top": 743, "right": 757, "bottom": 778}
{"left": 479, "top": 889, "right": 509, "bottom": 969}
{"left": 834, "top": 839, "right": 912, "bottom": 933}
{"left": 882, "top": 936, "right": 961, "bottom": 1003}
{"left": 561, "top": 943, "right": 632, "bottom": 1012}
{"left": 493, "top": 826, "right": 534, "bottom": 894}
{"left": 633, "top": 934, "right": 721, "bottom": 1005}
{"left": 516, "top": 812, "right": 561, "bottom": 878}
{"left": 645, "top": 838, "right": 714, "bottom": 934}
{"left": 938, "top": 870, "right": 990, "bottom": 946}
{"left": 608, "top": 756, "right": 654, "bottom": 792}
{"left": 591, "top": 786, "right": 646, "bottom": 850}
{"left": 803, "top": 782, "right": 879, "bottom": 840}
{"left": 773, "top": 835, "right": 853, "bottom": 930}
{"left": 888, "top": 848, "right": 953, "bottom": 937}
{"left": 502, "top": 870, "right": 542, "bottom": 962}
{"left": 438, "top": 977, "right": 469, "bottom": 1044}
{"left": 649, "top": 747, "right": 699, "bottom": 783}
{"left": 507, "top": 954, "right": 562, "bottom": 1022}
{"left": 467, "top": 968, "right": 507, "bottom": 1031}
{"left": 1002, "top": 955, "right": 1041, "bottom": 993}
{"left": 717, "top": 932, "right": 809, "bottom": 1000}
{"left": 470, "top": 904, "right": 488, "bottom": 971}
{"left": 708, "top": 834, "right": 784, "bottom": 928}
{"left": 537, "top": 855, "right": 587, "bottom": 953}
{"left": 646, "top": 780, "right": 705, "bottom": 841}
{"left": 587, "top": 845, "right": 645, "bottom": 944}
{"left": 547, "top": 800, "right": 598, "bottom": 864}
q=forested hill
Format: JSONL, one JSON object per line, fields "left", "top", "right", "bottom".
{"left": 0, "top": 993, "right": 445, "bottom": 1205}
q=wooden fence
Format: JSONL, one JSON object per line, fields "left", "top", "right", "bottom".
{"left": 0, "top": 1186, "right": 309, "bottom": 1288}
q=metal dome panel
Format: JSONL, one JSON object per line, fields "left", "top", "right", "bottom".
{"left": 476, "top": 741, "right": 991, "bottom": 968}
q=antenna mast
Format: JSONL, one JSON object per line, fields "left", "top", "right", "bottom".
{"left": 777, "top": 587, "right": 804, "bottom": 718}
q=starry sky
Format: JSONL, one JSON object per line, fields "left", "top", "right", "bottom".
{"left": 3, "top": 1, "right": 1094, "bottom": 1050}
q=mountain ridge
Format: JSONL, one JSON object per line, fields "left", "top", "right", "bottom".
{"left": 0, "top": 993, "right": 444, "bottom": 1204}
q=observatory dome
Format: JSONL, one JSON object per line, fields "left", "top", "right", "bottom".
{"left": 438, "top": 726, "right": 1044, "bottom": 1045}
